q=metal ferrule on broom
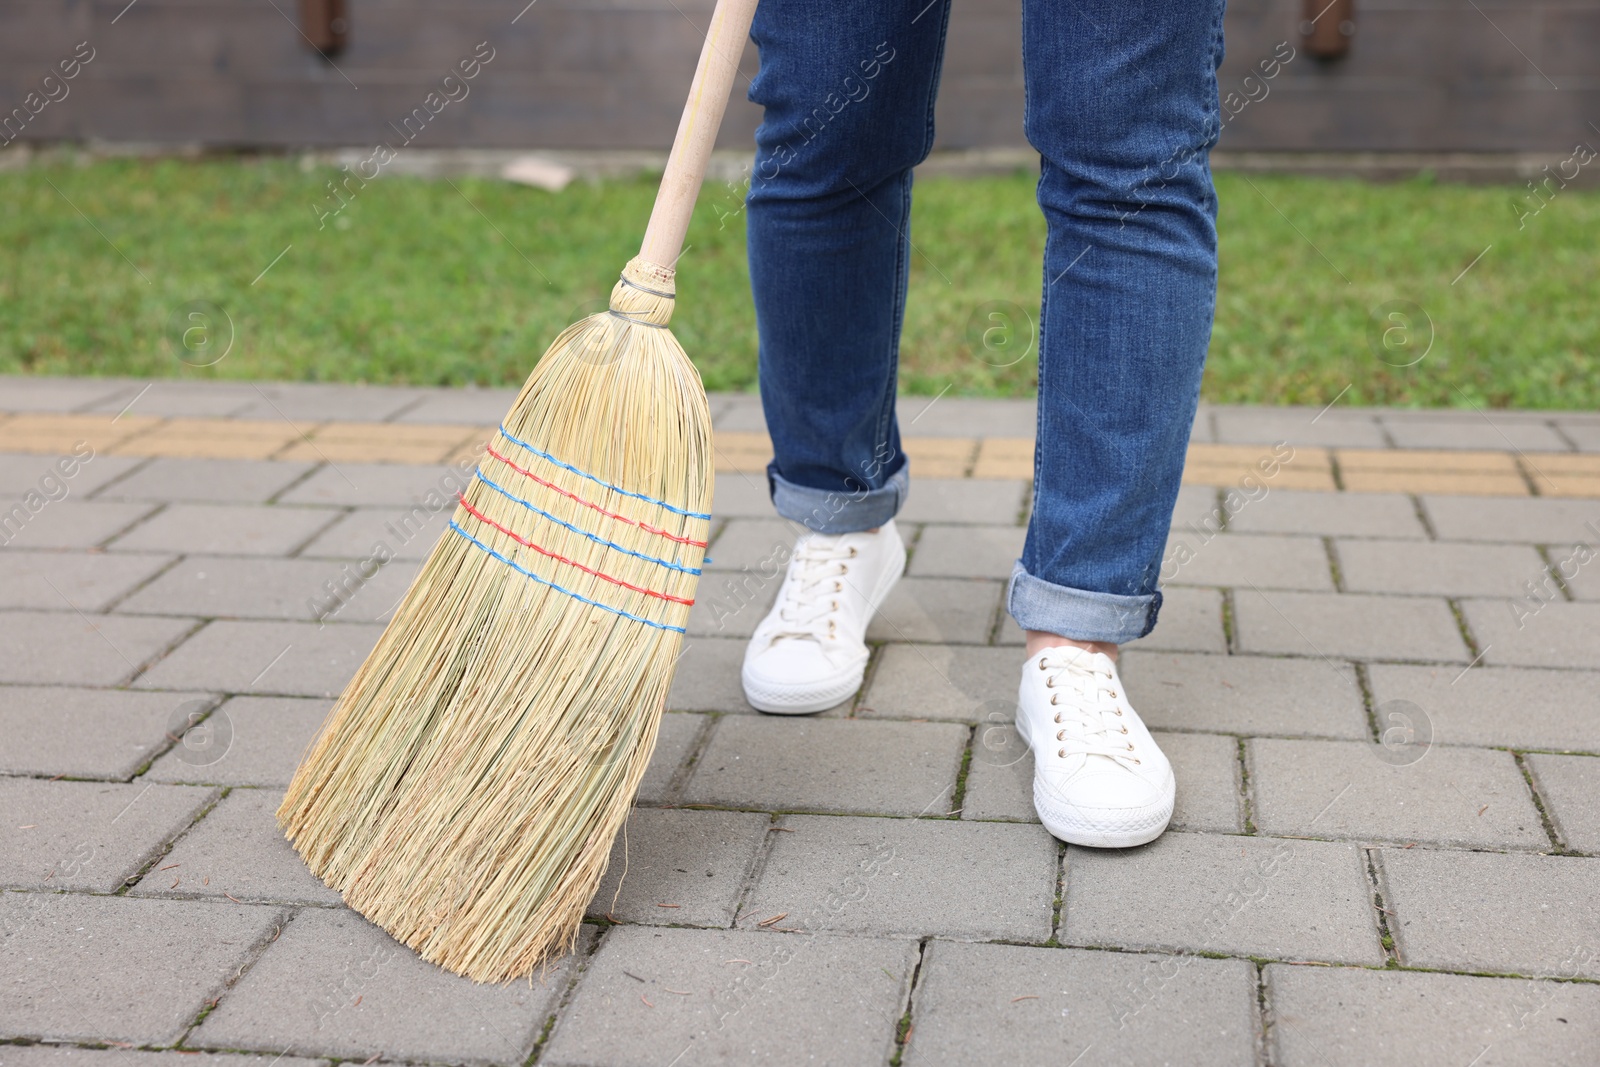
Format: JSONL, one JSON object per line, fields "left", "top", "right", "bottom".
{"left": 278, "top": 0, "right": 761, "bottom": 983}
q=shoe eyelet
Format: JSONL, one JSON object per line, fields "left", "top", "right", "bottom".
{"left": 1120, "top": 726, "right": 1129, "bottom": 735}
{"left": 1049, "top": 694, "right": 1059, "bottom": 706}
{"left": 1132, "top": 758, "right": 1141, "bottom": 765}
{"left": 1058, "top": 748, "right": 1066, "bottom": 758}
{"left": 1126, "top": 743, "right": 1135, "bottom": 751}
{"left": 1109, "top": 690, "right": 1117, "bottom": 698}
{"left": 1045, "top": 678, "right": 1054, "bottom": 689}
{"left": 1114, "top": 709, "right": 1123, "bottom": 716}
{"left": 1038, "top": 661, "right": 1048, "bottom": 671}
{"left": 1053, "top": 714, "right": 1061, "bottom": 723}
{"left": 1056, "top": 730, "right": 1065, "bottom": 741}
{"left": 848, "top": 547, "right": 858, "bottom": 558}
{"left": 831, "top": 600, "right": 839, "bottom": 611}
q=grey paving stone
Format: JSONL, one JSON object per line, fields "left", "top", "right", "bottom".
{"left": 870, "top": 577, "right": 1003, "bottom": 645}
{"left": 1062, "top": 833, "right": 1383, "bottom": 965}
{"left": 861, "top": 643, "right": 1022, "bottom": 722}
{"left": 0, "top": 500, "right": 158, "bottom": 550}
{"left": 0, "top": 610, "right": 196, "bottom": 686}
{"left": 1001, "top": 587, "right": 1228, "bottom": 654}
{"left": 683, "top": 717, "right": 967, "bottom": 816}
{"left": 0, "top": 550, "right": 174, "bottom": 612}
{"left": 906, "top": 941, "right": 1258, "bottom": 1067}
{"left": 1163, "top": 532, "right": 1334, "bottom": 591}
{"left": 1558, "top": 418, "right": 1600, "bottom": 452}
{"left": 0, "top": 778, "right": 216, "bottom": 892}
{"left": 0, "top": 893, "right": 284, "bottom": 1045}
{"left": 1119, "top": 651, "right": 1368, "bottom": 738}
{"left": 0, "top": 375, "right": 136, "bottom": 412}
{"left": 895, "top": 396, "right": 1037, "bottom": 438}
{"left": 277, "top": 461, "right": 476, "bottom": 507}
{"left": 0, "top": 686, "right": 215, "bottom": 779}
{"left": 1213, "top": 408, "right": 1385, "bottom": 448}
{"left": 1464, "top": 600, "right": 1600, "bottom": 669}
{"left": 193, "top": 907, "right": 568, "bottom": 1063}
{"left": 0, "top": 1045, "right": 330, "bottom": 1067}
{"left": 1265, "top": 963, "right": 1600, "bottom": 1067}
{"left": 1420, "top": 494, "right": 1600, "bottom": 543}
{"left": 701, "top": 516, "right": 803, "bottom": 572}
{"left": 1170, "top": 482, "right": 1226, "bottom": 530}
{"left": 117, "top": 555, "right": 419, "bottom": 624}
{"left": 1159, "top": 731, "right": 1245, "bottom": 833}
{"left": 586, "top": 808, "right": 767, "bottom": 926}
{"left": 897, "top": 478, "right": 1027, "bottom": 525}
{"left": 1566, "top": 551, "right": 1600, "bottom": 601}
{"left": 1379, "top": 847, "right": 1600, "bottom": 978}
{"left": 1247, "top": 738, "right": 1547, "bottom": 849}
{"left": 1233, "top": 589, "right": 1469, "bottom": 662}
{"left": 1335, "top": 537, "right": 1547, "bottom": 598}
{"left": 1367, "top": 664, "right": 1600, "bottom": 752}
{"left": 145, "top": 695, "right": 332, "bottom": 787}
{"left": 686, "top": 571, "right": 778, "bottom": 639}
{"left": 710, "top": 470, "right": 775, "bottom": 518}
{"left": 744, "top": 814, "right": 1057, "bottom": 941}
{"left": 708, "top": 391, "right": 767, "bottom": 431}
{"left": 1225, "top": 489, "right": 1428, "bottom": 539}
{"left": 95, "top": 458, "right": 317, "bottom": 504}
{"left": 229, "top": 381, "right": 426, "bottom": 422}
{"left": 1381, "top": 413, "right": 1568, "bottom": 451}
{"left": 908, "top": 524, "right": 1026, "bottom": 579}
{"left": 109, "top": 503, "right": 340, "bottom": 557}
{"left": 0, "top": 450, "right": 146, "bottom": 497}
{"left": 79, "top": 382, "right": 260, "bottom": 417}
{"left": 295, "top": 505, "right": 450, "bottom": 561}
{"left": 543, "top": 926, "right": 915, "bottom": 1067}
{"left": 129, "top": 787, "right": 342, "bottom": 906}
{"left": 964, "top": 730, "right": 1243, "bottom": 833}
{"left": 1526, "top": 754, "right": 1600, "bottom": 853}
{"left": 667, "top": 636, "right": 762, "bottom": 713}
{"left": 133, "top": 620, "right": 383, "bottom": 699}
{"left": 638, "top": 711, "right": 705, "bottom": 803}
{"left": 394, "top": 386, "right": 518, "bottom": 424}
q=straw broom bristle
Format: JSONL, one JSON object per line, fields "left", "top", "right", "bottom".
{"left": 278, "top": 256, "right": 711, "bottom": 983}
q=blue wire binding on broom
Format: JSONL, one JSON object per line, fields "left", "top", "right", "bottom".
{"left": 448, "top": 520, "right": 688, "bottom": 634}
{"left": 497, "top": 423, "right": 714, "bottom": 520}
{"left": 474, "top": 471, "right": 702, "bottom": 575}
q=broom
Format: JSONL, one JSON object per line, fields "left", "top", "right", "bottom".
{"left": 278, "top": 0, "right": 760, "bottom": 983}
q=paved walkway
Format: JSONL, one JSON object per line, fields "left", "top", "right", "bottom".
{"left": 2, "top": 376, "right": 1598, "bottom": 1067}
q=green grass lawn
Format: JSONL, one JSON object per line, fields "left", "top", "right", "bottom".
{"left": 2, "top": 156, "right": 1595, "bottom": 408}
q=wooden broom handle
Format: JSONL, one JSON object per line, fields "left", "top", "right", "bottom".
{"left": 638, "top": 0, "right": 761, "bottom": 268}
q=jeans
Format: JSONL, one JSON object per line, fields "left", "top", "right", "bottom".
{"left": 746, "top": 0, "right": 1225, "bottom": 644}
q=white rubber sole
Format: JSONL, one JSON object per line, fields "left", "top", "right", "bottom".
{"left": 740, "top": 536, "right": 907, "bottom": 716}
{"left": 742, "top": 672, "right": 863, "bottom": 715}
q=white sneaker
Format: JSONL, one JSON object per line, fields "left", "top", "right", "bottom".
{"left": 1016, "top": 646, "right": 1175, "bottom": 847}
{"left": 741, "top": 521, "right": 906, "bottom": 714}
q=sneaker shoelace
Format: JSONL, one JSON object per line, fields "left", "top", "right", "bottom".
{"left": 768, "top": 537, "right": 858, "bottom": 643}
{"left": 1038, "top": 653, "right": 1141, "bottom": 767}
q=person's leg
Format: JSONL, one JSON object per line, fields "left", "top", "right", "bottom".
{"left": 746, "top": 0, "right": 952, "bottom": 533}
{"left": 738, "top": 3, "right": 953, "bottom": 714}
{"left": 1011, "top": 0, "right": 1226, "bottom": 846}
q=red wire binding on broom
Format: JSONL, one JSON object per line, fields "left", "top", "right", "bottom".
{"left": 456, "top": 494, "right": 696, "bottom": 606}
{"left": 483, "top": 444, "right": 710, "bottom": 548}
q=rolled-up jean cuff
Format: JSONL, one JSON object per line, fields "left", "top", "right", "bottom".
{"left": 1006, "top": 562, "right": 1161, "bottom": 644}
{"left": 768, "top": 462, "right": 909, "bottom": 534}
